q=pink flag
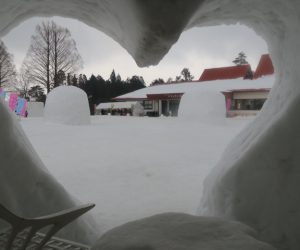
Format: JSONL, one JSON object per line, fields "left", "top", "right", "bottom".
{"left": 8, "top": 93, "right": 18, "bottom": 112}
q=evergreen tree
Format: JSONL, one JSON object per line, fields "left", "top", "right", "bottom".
{"left": 116, "top": 74, "right": 122, "bottom": 83}
{"left": 83, "top": 74, "right": 98, "bottom": 115}
{"left": 151, "top": 78, "right": 165, "bottom": 86}
{"left": 166, "top": 77, "right": 173, "bottom": 83}
{"left": 233, "top": 51, "right": 249, "bottom": 65}
{"left": 28, "top": 85, "right": 46, "bottom": 103}
{"left": 96, "top": 75, "right": 105, "bottom": 82}
{"left": 78, "top": 74, "right": 84, "bottom": 88}
{"left": 71, "top": 74, "right": 78, "bottom": 86}
{"left": 67, "top": 73, "right": 71, "bottom": 85}
{"left": 54, "top": 69, "right": 66, "bottom": 87}
{"left": 175, "top": 75, "right": 182, "bottom": 82}
{"left": 82, "top": 73, "right": 146, "bottom": 106}
{"left": 82, "top": 74, "right": 88, "bottom": 84}
{"left": 110, "top": 70, "right": 116, "bottom": 84}
{"left": 181, "top": 68, "right": 194, "bottom": 81}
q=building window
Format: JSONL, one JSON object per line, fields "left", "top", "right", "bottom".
{"left": 143, "top": 100, "right": 153, "bottom": 110}
{"left": 233, "top": 99, "right": 266, "bottom": 110}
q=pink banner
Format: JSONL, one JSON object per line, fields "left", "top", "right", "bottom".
{"left": 8, "top": 93, "right": 18, "bottom": 112}
{"left": 20, "top": 100, "right": 28, "bottom": 117}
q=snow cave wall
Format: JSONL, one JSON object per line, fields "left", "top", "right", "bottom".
{"left": 0, "top": 0, "right": 300, "bottom": 249}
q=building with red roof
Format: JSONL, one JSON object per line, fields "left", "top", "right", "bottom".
{"left": 197, "top": 54, "right": 274, "bottom": 117}
{"left": 222, "top": 88, "right": 271, "bottom": 117}
{"left": 253, "top": 54, "right": 274, "bottom": 79}
{"left": 104, "top": 55, "right": 274, "bottom": 118}
{"left": 199, "top": 64, "right": 252, "bottom": 82}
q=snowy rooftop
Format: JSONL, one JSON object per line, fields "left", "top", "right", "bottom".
{"left": 115, "top": 76, "right": 274, "bottom": 100}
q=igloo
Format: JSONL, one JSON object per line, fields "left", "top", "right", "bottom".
{"left": 1, "top": 0, "right": 300, "bottom": 249}
{"left": 44, "top": 86, "right": 91, "bottom": 126}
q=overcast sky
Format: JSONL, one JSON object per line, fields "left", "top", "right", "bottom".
{"left": 2, "top": 16, "right": 268, "bottom": 85}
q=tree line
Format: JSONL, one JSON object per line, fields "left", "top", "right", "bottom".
{"left": 83, "top": 71, "right": 145, "bottom": 114}
{"left": 0, "top": 20, "right": 146, "bottom": 109}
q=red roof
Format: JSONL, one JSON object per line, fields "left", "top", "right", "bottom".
{"left": 199, "top": 64, "right": 252, "bottom": 82}
{"left": 253, "top": 54, "right": 274, "bottom": 79}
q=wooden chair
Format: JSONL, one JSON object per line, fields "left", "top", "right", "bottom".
{"left": 0, "top": 203, "right": 95, "bottom": 250}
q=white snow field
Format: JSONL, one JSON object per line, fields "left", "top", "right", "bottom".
{"left": 1, "top": 1, "right": 300, "bottom": 249}
{"left": 44, "top": 86, "right": 91, "bottom": 125}
{"left": 21, "top": 115, "right": 269, "bottom": 249}
{"left": 20, "top": 115, "right": 251, "bottom": 232}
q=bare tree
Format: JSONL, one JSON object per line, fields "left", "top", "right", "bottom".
{"left": 0, "top": 40, "right": 16, "bottom": 88}
{"left": 51, "top": 22, "right": 82, "bottom": 88}
{"left": 15, "top": 65, "right": 33, "bottom": 99}
{"left": 22, "top": 21, "right": 83, "bottom": 93}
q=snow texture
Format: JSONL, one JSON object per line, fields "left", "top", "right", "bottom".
{"left": 179, "top": 90, "right": 226, "bottom": 124}
{"left": 1, "top": 1, "right": 300, "bottom": 249}
{"left": 92, "top": 213, "right": 276, "bottom": 250}
{"left": 0, "top": 98, "right": 98, "bottom": 244}
{"left": 27, "top": 102, "right": 44, "bottom": 117}
{"left": 21, "top": 116, "right": 251, "bottom": 234}
{"left": 44, "top": 86, "right": 90, "bottom": 125}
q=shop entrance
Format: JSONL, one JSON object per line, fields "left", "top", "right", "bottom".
{"left": 161, "top": 100, "right": 181, "bottom": 116}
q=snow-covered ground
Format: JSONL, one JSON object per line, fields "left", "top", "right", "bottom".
{"left": 2, "top": 1, "right": 300, "bottom": 249}
{"left": 20, "top": 115, "right": 252, "bottom": 232}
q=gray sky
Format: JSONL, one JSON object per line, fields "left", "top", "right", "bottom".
{"left": 2, "top": 16, "right": 268, "bottom": 85}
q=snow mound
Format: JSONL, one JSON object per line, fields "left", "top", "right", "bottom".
{"left": 92, "top": 213, "right": 276, "bottom": 250}
{"left": 0, "top": 98, "right": 98, "bottom": 244}
{"left": 178, "top": 90, "right": 226, "bottom": 124}
{"left": 44, "top": 86, "right": 90, "bottom": 125}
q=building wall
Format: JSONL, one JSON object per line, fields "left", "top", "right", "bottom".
{"left": 227, "top": 110, "right": 260, "bottom": 117}
{"left": 233, "top": 91, "right": 269, "bottom": 99}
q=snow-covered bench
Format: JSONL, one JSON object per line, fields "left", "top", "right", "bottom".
{"left": 0, "top": 203, "right": 94, "bottom": 250}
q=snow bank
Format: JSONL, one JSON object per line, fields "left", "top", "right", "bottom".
{"left": 178, "top": 90, "right": 226, "bottom": 124}
{"left": 44, "top": 86, "right": 90, "bottom": 125}
{"left": 0, "top": 98, "right": 98, "bottom": 244}
{"left": 92, "top": 213, "right": 276, "bottom": 250}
